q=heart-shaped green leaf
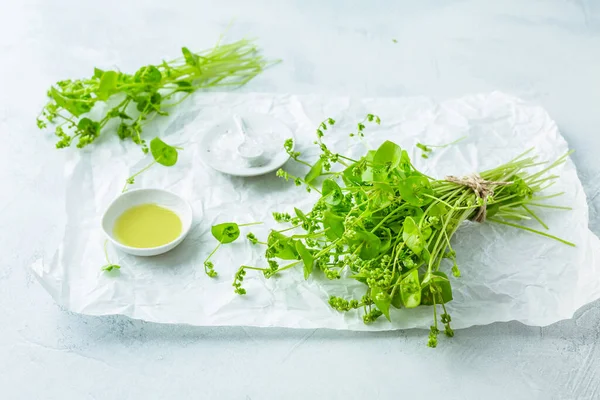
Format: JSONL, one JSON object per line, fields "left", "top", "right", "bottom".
{"left": 150, "top": 137, "right": 178, "bottom": 166}
{"left": 211, "top": 223, "right": 240, "bottom": 244}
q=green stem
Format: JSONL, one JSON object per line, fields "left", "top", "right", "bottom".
{"left": 239, "top": 222, "right": 263, "bottom": 227}
{"left": 521, "top": 205, "right": 548, "bottom": 230}
{"left": 488, "top": 218, "right": 575, "bottom": 247}
{"left": 122, "top": 160, "right": 158, "bottom": 192}
{"left": 103, "top": 240, "right": 110, "bottom": 264}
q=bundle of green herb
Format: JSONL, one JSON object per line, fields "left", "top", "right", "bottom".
{"left": 37, "top": 38, "right": 275, "bottom": 152}
{"left": 228, "top": 115, "right": 573, "bottom": 347}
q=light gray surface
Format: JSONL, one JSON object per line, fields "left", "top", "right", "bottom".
{"left": 1, "top": 1, "right": 599, "bottom": 399}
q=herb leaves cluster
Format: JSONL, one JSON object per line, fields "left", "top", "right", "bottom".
{"left": 224, "top": 115, "right": 573, "bottom": 346}
{"left": 37, "top": 39, "right": 274, "bottom": 152}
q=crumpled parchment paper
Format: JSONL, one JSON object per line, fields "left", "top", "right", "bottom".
{"left": 31, "top": 92, "right": 600, "bottom": 330}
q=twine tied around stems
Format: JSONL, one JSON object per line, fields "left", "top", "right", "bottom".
{"left": 444, "top": 174, "right": 512, "bottom": 223}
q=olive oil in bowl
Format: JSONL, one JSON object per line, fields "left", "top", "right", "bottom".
{"left": 102, "top": 188, "right": 193, "bottom": 256}
{"left": 113, "top": 203, "right": 182, "bottom": 248}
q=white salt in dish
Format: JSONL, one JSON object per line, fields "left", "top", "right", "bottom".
{"left": 198, "top": 113, "right": 295, "bottom": 177}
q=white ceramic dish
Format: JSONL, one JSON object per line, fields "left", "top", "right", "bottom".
{"left": 101, "top": 188, "right": 193, "bottom": 256}
{"left": 199, "top": 113, "right": 295, "bottom": 177}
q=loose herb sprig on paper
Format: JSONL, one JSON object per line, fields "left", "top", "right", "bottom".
{"left": 417, "top": 136, "right": 466, "bottom": 158}
{"left": 121, "top": 137, "right": 182, "bottom": 192}
{"left": 203, "top": 222, "right": 262, "bottom": 278}
{"left": 229, "top": 115, "right": 574, "bottom": 347}
{"left": 37, "top": 38, "right": 276, "bottom": 152}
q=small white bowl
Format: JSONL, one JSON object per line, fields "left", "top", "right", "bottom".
{"left": 101, "top": 188, "right": 193, "bottom": 256}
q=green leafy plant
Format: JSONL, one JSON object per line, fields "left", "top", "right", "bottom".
{"left": 231, "top": 115, "right": 574, "bottom": 347}
{"left": 37, "top": 38, "right": 276, "bottom": 151}
{"left": 121, "top": 137, "right": 181, "bottom": 192}
{"left": 204, "top": 222, "right": 262, "bottom": 278}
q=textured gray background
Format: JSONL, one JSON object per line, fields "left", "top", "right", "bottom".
{"left": 1, "top": 1, "right": 599, "bottom": 399}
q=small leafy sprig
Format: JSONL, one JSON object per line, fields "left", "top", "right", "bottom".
{"left": 101, "top": 240, "right": 121, "bottom": 272}
{"left": 417, "top": 136, "right": 466, "bottom": 159}
{"left": 227, "top": 114, "right": 574, "bottom": 347}
{"left": 122, "top": 137, "right": 181, "bottom": 192}
{"left": 37, "top": 39, "right": 276, "bottom": 152}
{"left": 203, "top": 222, "right": 262, "bottom": 277}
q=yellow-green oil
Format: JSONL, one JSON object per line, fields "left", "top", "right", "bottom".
{"left": 113, "top": 204, "right": 182, "bottom": 248}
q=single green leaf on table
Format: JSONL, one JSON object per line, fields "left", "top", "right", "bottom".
{"left": 322, "top": 211, "right": 345, "bottom": 240}
{"left": 420, "top": 271, "right": 453, "bottom": 305}
{"left": 322, "top": 178, "right": 343, "bottom": 206}
{"left": 397, "top": 175, "right": 434, "bottom": 207}
{"left": 295, "top": 241, "right": 314, "bottom": 279}
{"left": 400, "top": 269, "right": 422, "bottom": 308}
{"left": 267, "top": 231, "right": 299, "bottom": 260}
{"left": 371, "top": 287, "right": 392, "bottom": 321}
{"left": 402, "top": 217, "right": 425, "bottom": 255}
{"left": 211, "top": 222, "right": 241, "bottom": 244}
{"left": 150, "top": 137, "right": 178, "bottom": 166}
{"left": 97, "top": 71, "right": 119, "bottom": 101}
{"left": 305, "top": 159, "right": 323, "bottom": 184}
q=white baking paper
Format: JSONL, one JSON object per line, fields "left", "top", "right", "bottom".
{"left": 31, "top": 92, "right": 600, "bottom": 330}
